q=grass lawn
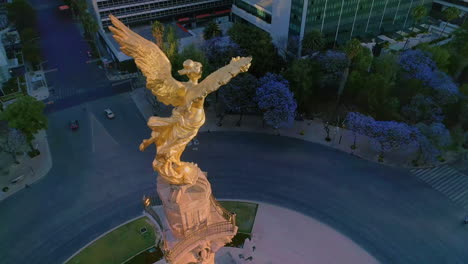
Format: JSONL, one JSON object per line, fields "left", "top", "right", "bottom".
{"left": 66, "top": 217, "right": 158, "bottom": 264}
{"left": 0, "top": 92, "right": 22, "bottom": 102}
{"left": 125, "top": 246, "right": 164, "bottom": 264}
{"left": 219, "top": 201, "right": 258, "bottom": 234}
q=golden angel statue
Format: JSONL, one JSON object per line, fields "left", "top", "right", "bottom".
{"left": 109, "top": 15, "right": 252, "bottom": 185}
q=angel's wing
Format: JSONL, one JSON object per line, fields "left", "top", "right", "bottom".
{"left": 108, "top": 15, "right": 186, "bottom": 106}
{"left": 187, "top": 57, "right": 252, "bottom": 103}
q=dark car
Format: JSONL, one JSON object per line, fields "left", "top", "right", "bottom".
{"left": 70, "top": 120, "right": 79, "bottom": 130}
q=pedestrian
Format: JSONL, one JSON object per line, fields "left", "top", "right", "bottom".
{"left": 464, "top": 216, "right": 468, "bottom": 225}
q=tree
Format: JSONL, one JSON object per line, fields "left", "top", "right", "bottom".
{"left": 72, "top": 0, "right": 87, "bottom": 17}
{"left": 0, "top": 128, "right": 25, "bottom": 164}
{"left": 410, "top": 5, "right": 428, "bottom": 31}
{"left": 19, "top": 28, "right": 37, "bottom": 43}
{"left": 228, "top": 23, "right": 283, "bottom": 76}
{"left": 301, "top": 30, "right": 324, "bottom": 56}
{"left": 451, "top": 22, "right": 468, "bottom": 80}
{"left": 202, "top": 36, "right": 244, "bottom": 70}
{"left": 345, "top": 111, "right": 376, "bottom": 149}
{"left": 371, "top": 120, "right": 416, "bottom": 161}
{"left": 352, "top": 47, "right": 373, "bottom": 73}
{"left": 372, "top": 53, "right": 398, "bottom": 82}
{"left": 401, "top": 94, "right": 444, "bottom": 124}
{"left": 22, "top": 42, "right": 41, "bottom": 66}
{"left": 418, "top": 44, "right": 451, "bottom": 72}
{"left": 440, "top": 7, "right": 461, "bottom": 37}
{"left": 398, "top": 49, "right": 437, "bottom": 84}
{"left": 345, "top": 72, "right": 399, "bottom": 120}
{"left": 256, "top": 73, "right": 297, "bottom": 129}
{"left": 173, "top": 44, "right": 211, "bottom": 80}
{"left": 426, "top": 71, "right": 459, "bottom": 106}
{"left": 284, "top": 58, "right": 321, "bottom": 115}
{"left": 343, "top": 39, "right": 362, "bottom": 61}
{"left": 315, "top": 50, "right": 349, "bottom": 98}
{"left": 219, "top": 73, "right": 257, "bottom": 126}
{"left": 6, "top": 0, "right": 36, "bottom": 31}
{"left": 415, "top": 122, "right": 451, "bottom": 160}
{"left": 345, "top": 112, "right": 416, "bottom": 161}
{"left": 0, "top": 96, "right": 47, "bottom": 153}
{"left": 164, "top": 25, "right": 179, "bottom": 64}
{"left": 203, "top": 21, "right": 222, "bottom": 40}
{"left": 152, "top": 20, "right": 165, "bottom": 48}
{"left": 337, "top": 39, "right": 365, "bottom": 98}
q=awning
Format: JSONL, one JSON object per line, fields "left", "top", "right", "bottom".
{"left": 195, "top": 14, "right": 211, "bottom": 19}
{"left": 214, "top": 9, "right": 231, "bottom": 15}
{"left": 59, "top": 5, "right": 70, "bottom": 11}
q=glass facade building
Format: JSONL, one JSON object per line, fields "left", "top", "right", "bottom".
{"left": 289, "top": 0, "right": 433, "bottom": 44}
{"left": 92, "top": 0, "right": 233, "bottom": 28}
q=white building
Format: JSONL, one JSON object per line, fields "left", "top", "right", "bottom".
{"left": 231, "top": 0, "right": 291, "bottom": 51}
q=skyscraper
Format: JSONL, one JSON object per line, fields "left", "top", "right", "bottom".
{"left": 232, "top": 0, "right": 433, "bottom": 50}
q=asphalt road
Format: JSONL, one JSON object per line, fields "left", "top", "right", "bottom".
{"left": 32, "top": 0, "right": 130, "bottom": 112}
{"left": 1, "top": 92, "right": 468, "bottom": 264}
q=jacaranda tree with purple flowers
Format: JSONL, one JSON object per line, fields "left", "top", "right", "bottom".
{"left": 398, "top": 49, "right": 459, "bottom": 106}
{"left": 202, "top": 36, "right": 244, "bottom": 70}
{"left": 370, "top": 120, "right": 417, "bottom": 162}
{"left": 256, "top": 73, "right": 297, "bottom": 129}
{"left": 219, "top": 73, "right": 258, "bottom": 126}
{"left": 413, "top": 122, "right": 451, "bottom": 164}
{"left": 345, "top": 112, "right": 418, "bottom": 161}
{"left": 415, "top": 122, "right": 452, "bottom": 149}
{"left": 401, "top": 94, "right": 444, "bottom": 124}
{"left": 316, "top": 50, "right": 349, "bottom": 83}
{"left": 345, "top": 111, "right": 375, "bottom": 149}
{"left": 427, "top": 71, "right": 459, "bottom": 105}
{"left": 399, "top": 50, "right": 437, "bottom": 83}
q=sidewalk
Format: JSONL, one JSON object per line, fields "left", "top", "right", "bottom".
{"left": 130, "top": 87, "right": 447, "bottom": 169}
{"left": 24, "top": 70, "right": 49, "bottom": 101}
{"left": 152, "top": 202, "right": 378, "bottom": 264}
{"left": 216, "top": 202, "right": 379, "bottom": 264}
{"left": 0, "top": 130, "right": 52, "bottom": 201}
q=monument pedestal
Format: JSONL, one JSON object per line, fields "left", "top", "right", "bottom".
{"left": 151, "top": 171, "right": 237, "bottom": 264}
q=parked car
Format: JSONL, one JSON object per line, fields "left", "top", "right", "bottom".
{"left": 70, "top": 120, "right": 79, "bottom": 130}
{"left": 104, "top": 108, "right": 115, "bottom": 119}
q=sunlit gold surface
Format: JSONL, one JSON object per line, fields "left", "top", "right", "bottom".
{"left": 109, "top": 15, "right": 251, "bottom": 185}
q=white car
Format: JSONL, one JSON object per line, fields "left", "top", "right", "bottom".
{"left": 104, "top": 108, "right": 115, "bottom": 119}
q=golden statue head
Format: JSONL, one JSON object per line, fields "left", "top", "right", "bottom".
{"left": 178, "top": 59, "right": 203, "bottom": 84}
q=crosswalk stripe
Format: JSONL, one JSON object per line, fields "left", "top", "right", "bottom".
{"left": 420, "top": 166, "right": 449, "bottom": 182}
{"left": 411, "top": 165, "right": 468, "bottom": 209}
{"left": 439, "top": 176, "right": 468, "bottom": 195}
{"left": 450, "top": 188, "right": 468, "bottom": 202}
{"left": 429, "top": 170, "right": 458, "bottom": 186}
{"left": 437, "top": 174, "right": 466, "bottom": 193}
{"left": 426, "top": 168, "right": 457, "bottom": 184}
{"left": 428, "top": 171, "right": 454, "bottom": 186}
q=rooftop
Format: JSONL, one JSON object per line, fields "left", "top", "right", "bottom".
{"left": 242, "top": 0, "right": 272, "bottom": 13}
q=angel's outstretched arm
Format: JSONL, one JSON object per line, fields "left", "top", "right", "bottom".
{"left": 186, "top": 57, "right": 252, "bottom": 103}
